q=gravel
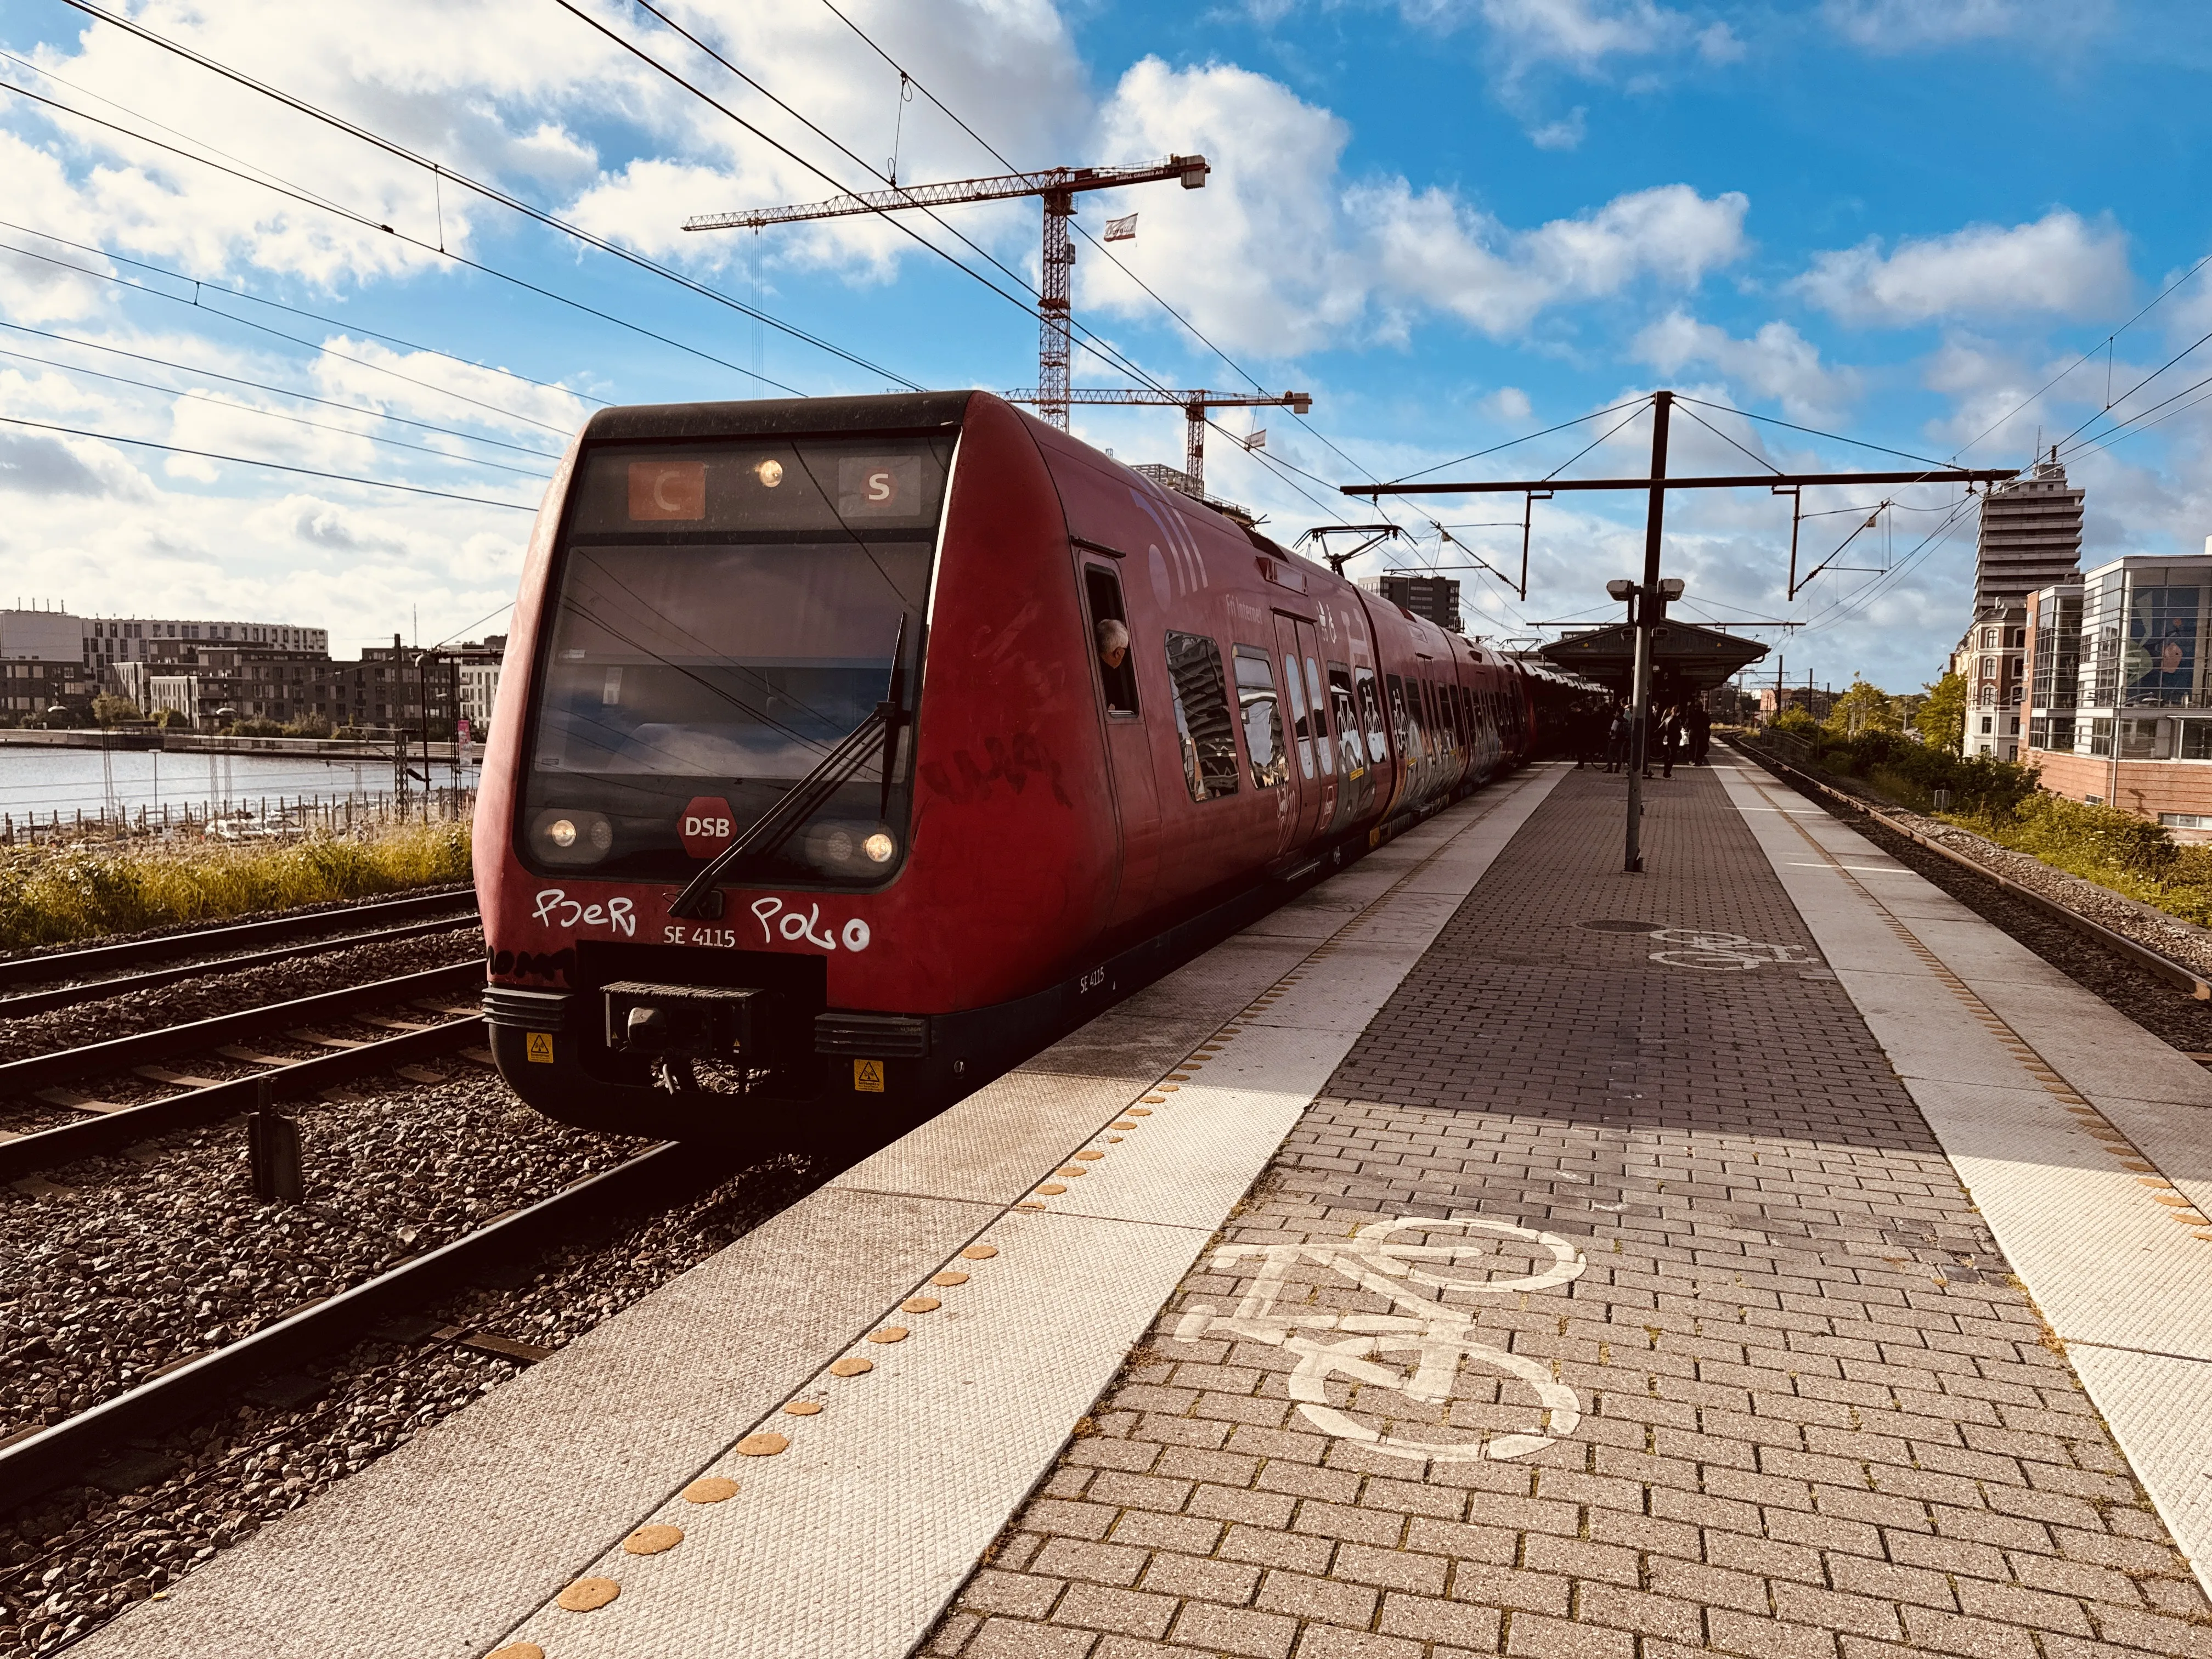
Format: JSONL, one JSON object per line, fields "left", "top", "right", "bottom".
{"left": 0, "top": 1136, "right": 827, "bottom": 1656}
{"left": 0, "top": 1064, "right": 637, "bottom": 1442}
{"left": 0, "top": 929, "right": 481, "bottom": 1070}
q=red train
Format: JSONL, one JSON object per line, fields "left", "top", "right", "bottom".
{"left": 477, "top": 391, "right": 1549, "bottom": 1143}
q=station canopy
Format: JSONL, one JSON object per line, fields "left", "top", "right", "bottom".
{"left": 1537, "top": 620, "right": 1769, "bottom": 698}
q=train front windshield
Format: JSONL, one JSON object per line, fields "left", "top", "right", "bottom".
{"left": 520, "top": 433, "right": 951, "bottom": 884}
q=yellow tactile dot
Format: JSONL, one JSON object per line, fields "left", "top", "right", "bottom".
{"left": 1158, "top": 1085, "right": 1180, "bottom": 1092}
{"left": 557, "top": 1577, "right": 620, "bottom": 1612}
{"left": 1037, "top": 1182, "right": 1067, "bottom": 1195}
{"left": 1128, "top": 1106, "right": 1154, "bottom": 1115}
{"left": 1074, "top": 1149, "right": 1105, "bottom": 1161}
{"left": 736, "top": 1432, "right": 789, "bottom": 1456}
{"left": 903, "top": 1296, "right": 942, "bottom": 1313}
{"left": 2196, "top": 1229, "right": 2212, "bottom": 1241}
{"left": 682, "top": 1477, "right": 739, "bottom": 1503}
{"left": 868, "top": 1326, "right": 911, "bottom": 1344}
{"left": 490, "top": 1646, "right": 545, "bottom": 1659}
{"left": 1107, "top": 1135, "right": 1124, "bottom": 1143}
{"left": 1056, "top": 1166, "right": 1089, "bottom": 1177}
{"left": 1113, "top": 1120, "right": 1138, "bottom": 1130}
{"left": 2139, "top": 1176, "right": 2173, "bottom": 1188}
{"left": 1017, "top": 1201, "right": 1046, "bottom": 1211}
{"left": 962, "top": 1244, "right": 998, "bottom": 1260}
{"left": 933, "top": 1271, "right": 970, "bottom": 1286}
{"left": 624, "top": 1524, "right": 684, "bottom": 1555}
{"left": 2153, "top": 1193, "right": 2191, "bottom": 1206}
{"left": 1139, "top": 1097, "right": 1164, "bottom": 1105}
{"left": 829, "top": 1357, "right": 874, "bottom": 1377}
{"left": 783, "top": 1401, "right": 823, "bottom": 1416}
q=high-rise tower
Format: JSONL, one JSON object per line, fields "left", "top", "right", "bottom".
{"left": 1974, "top": 449, "right": 2084, "bottom": 608}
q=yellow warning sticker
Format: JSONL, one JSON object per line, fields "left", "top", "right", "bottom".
{"left": 853, "top": 1058, "right": 885, "bottom": 1093}
{"left": 526, "top": 1031, "right": 555, "bottom": 1064}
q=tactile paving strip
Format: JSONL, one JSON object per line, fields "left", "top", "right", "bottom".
{"left": 77, "top": 769, "right": 1565, "bottom": 1659}
{"left": 1723, "top": 762, "right": 2212, "bottom": 1595}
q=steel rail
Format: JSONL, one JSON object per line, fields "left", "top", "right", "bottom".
{"left": 0, "top": 913, "right": 478, "bottom": 1018}
{"left": 1728, "top": 736, "right": 2212, "bottom": 1000}
{"left": 0, "top": 961, "right": 483, "bottom": 1094}
{"left": 0, "top": 1016, "right": 479, "bottom": 1182}
{"left": 0, "top": 887, "right": 475, "bottom": 991}
{"left": 0, "top": 1140, "right": 710, "bottom": 1505}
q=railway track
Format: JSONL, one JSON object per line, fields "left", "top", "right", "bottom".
{"left": 0, "top": 890, "right": 478, "bottom": 1019}
{"left": 0, "top": 962, "right": 486, "bottom": 1181}
{"left": 0, "top": 1139, "right": 721, "bottom": 1507}
{"left": 1728, "top": 736, "right": 2212, "bottom": 1000}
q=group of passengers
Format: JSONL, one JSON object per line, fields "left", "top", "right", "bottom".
{"left": 1583, "top": 698, "right": 1710, "bottom": 777}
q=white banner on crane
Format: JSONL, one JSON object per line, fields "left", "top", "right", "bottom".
{"left": 1103, "top": 212, "right": 1137, "bottom": 241}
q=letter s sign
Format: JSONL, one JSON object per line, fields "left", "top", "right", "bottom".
{"left": 867, "top": 470, "right": 893, "bottom": 503}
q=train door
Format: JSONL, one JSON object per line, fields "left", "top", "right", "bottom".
{"left": 1271, "top": 613, "right": 1329, "bottom": 849}
{"left": 1084, "top": 564, "right": 1159, "bottom": 923}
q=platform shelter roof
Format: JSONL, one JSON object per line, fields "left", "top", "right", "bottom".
{"left": 1537, "top": 620, "right": 1768, "bottom": 696}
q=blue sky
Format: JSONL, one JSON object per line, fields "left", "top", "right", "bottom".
{"left": 1, "top": 0, "right": 2207, "bottom": 692}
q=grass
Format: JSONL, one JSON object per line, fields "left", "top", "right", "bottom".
{"left": 0, "top": 821, "right": 472, "bottom": 951}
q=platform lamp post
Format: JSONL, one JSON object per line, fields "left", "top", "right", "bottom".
{"left": 1606, "top": 574, "right": 1685, "bottom": 874}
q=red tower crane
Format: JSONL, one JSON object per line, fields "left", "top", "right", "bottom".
{"left": 684, "top": 156, "right": 1210, "bottom": 430}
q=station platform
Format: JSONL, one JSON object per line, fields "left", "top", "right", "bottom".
{"left": 76, "top": 759, "right": 2212, "bottom": 1659}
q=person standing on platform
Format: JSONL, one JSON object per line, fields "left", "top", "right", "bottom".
{"left": 1604, "top": 704, "right": 1628, "bottom": 772}
{"left": 1658, "top": 709, "right": 1683, "bottom": 778}
{"left": 1688, "top": 702, "right": 1712, "bottom": 766}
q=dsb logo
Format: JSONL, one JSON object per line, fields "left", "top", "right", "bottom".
{"left": 679, "top": 796, "right": 737, "bottom": 859}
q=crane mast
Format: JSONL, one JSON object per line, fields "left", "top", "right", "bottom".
{"left": 685, "top": 156, "right": 1210, "bottom": 430}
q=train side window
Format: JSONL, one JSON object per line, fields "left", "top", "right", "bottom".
{"left": 1281, "top": 650, "right": 1317, "bottom": 780}
{"left": 1302, "top": 656, "right": 1333, "bottom": 776}
{"left": 1234, "top": 645, "right": 1290, "bottom": 789}
{"left": 1164, "top": 631, "right": 1240, "bottom": 801}
{"left": 1328, "top": 663, "right": 1363, "bottom": 772}
{"left": 1357, "top": 668, "right": 1387, "bottom": 768}
{"left": 1084, "top": 566, "right": 1139, "bottom": 715}
{"left": 1386, "top": 674, "right": 1413, "bottom": 763}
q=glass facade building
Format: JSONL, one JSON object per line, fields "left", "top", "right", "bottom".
{"left": 2028, "top": 557, "right": 2212, "bottom": 765}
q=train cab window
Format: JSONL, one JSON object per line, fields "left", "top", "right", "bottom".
{"left": 1234, "top": 646, "right": 1290, "bottom": 788}
{"left": 1164, "top": 631, "right": 1240, "bottom": 801}
{"left": 1084, "top": 567, "right": 1138, "bottom": 715}
{"left": 1328, "top": 664, "right": 1363, "bottom": 774}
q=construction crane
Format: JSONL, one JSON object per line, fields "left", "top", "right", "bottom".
{"left": 1001, "top": 388, "right": 1312, "bottom": 493}
{"left": 684, "top": 157, "right": 1210, "bottom": 430}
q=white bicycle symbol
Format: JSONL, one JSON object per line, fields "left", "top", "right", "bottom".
{"left": 1172, "top": 1215, "right": 1587, "bottom": 1463}
{"left": 1646, "top": 927, "right": 1815, "bottom": 971}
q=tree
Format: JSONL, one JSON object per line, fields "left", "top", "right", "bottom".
{"left": 1825, "top": 678, "right": 1902, "bottom": 738}
{"left": 92, "top": 694, "right": 142, "bottom": 725}
{"left": 1917, "top": 670, "right": 1967, "bottom": 754}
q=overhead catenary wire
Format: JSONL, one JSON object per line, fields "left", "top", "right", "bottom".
{"left": 0, "top": 414, "right": 541, "bottom": 510}
{"left": 0, "top": 78, "right": 813, "bottom": 402}
{"left": 40, "top": 1, "right": 917, "bottom": 391}
{"left": 0, "top": 345, "right": 557, "bottom": 479}
{"left": 0, "top": 214, "right": 610, "bottom": 409}
{"left": 0, "top": 315, "right": 565, "bottom": 461}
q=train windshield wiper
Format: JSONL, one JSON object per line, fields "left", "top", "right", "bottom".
{"left": 667, "top": 617, "right": 909, "bottom": 921}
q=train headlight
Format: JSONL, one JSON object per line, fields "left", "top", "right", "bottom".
{"left": 755, "top": 458, "right": 784, "bottom": 488}
{"left": 864, "top": 831, "right": 896, "bottom": 863}
{"left": 530, "top": 808, "right": 614, "bottom": 867}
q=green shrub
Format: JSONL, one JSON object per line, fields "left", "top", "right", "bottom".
{"left": 0, "top": 822, "right": 471, "bottom": 950}
{"left": 1802, "top": 727, "right": 2041, "bottom": 817}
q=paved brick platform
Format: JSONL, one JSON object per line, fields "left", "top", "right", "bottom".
{"left": 926, "top": 765, "right": 2212, "bottom": 1659}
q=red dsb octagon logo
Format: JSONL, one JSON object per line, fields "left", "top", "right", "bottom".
{"left": 679, "top": 797, "right": 737, "bottom": 859}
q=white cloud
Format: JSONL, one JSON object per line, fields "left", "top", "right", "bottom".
{"left": 1820, "top": 0, "right": 2100, "bottom": 52}
{"left": 1084, "top": 59, "right": 1748, "bottom": 354}
{"left": 1634, "top": 310, "right": 1857, "bottom": 420}
{"left": 1528, "top": 107, "right": 1587, "bottom": 150}
{"left": 1797, "top": 210, "right": 2130, "bottom": 328}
